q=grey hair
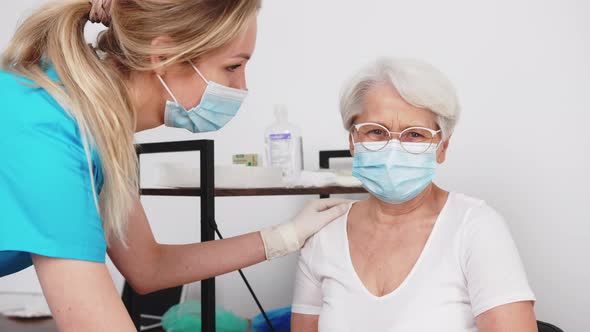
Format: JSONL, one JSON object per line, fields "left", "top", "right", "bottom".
{"left": 339, "top": 57, "right": 461, "bottom": 141}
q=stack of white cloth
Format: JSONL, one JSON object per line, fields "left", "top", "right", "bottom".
{"left": 286, "top": 170, "right": 362, "bottom": 188}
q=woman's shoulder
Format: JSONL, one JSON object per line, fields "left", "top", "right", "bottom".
{"left": 319, "top": 201, "right": 355, "bottom": 236}
{"left": 301, "top": 201, "right": 353, "bottom": 251}
{"left": 448, "top": 192, "right": 499, "bottom": 218}
{"left": 0, "top": 69, "right": 79, "bottom": 144}
{"left": 0, "top": 69, "right": 70, "bottom": 121}
{"left": 449, "top": 192, "right": 509, "bottom": 237}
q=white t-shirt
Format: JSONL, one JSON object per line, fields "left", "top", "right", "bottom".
{"left": 292, "top": 192, "right": 535, "bottom": 332}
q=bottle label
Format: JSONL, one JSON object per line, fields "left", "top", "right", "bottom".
{"left": 269, "top": 133, "right": 292, "bottom": 140}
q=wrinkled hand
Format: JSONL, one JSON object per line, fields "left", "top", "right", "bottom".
{"left": 260, "top": 198, "right": 352, "bottom": 260}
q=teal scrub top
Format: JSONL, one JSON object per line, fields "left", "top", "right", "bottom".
{"left": 0, "top": 67, "right": 106, "bottom": 277}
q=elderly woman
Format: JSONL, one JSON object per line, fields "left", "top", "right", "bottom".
{"left": 290, "top": 58, "right": 537, "bottom": 331}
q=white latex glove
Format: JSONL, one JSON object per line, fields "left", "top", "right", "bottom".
{"left": 260, "top": 198, "right": 353, "bottom": 260}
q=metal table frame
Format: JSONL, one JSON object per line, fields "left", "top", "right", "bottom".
{"left": 122, "top": 141, "right": 359, "bottom": 332}
{"left": 123, "top": 140, "right": 216, "bottom": 331}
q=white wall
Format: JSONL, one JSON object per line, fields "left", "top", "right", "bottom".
{"left": 2, "top": 1, "right": 589, "bottom": 331}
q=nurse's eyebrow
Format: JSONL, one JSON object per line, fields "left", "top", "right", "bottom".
{"left": 232, "top": 53, "right": 251, "bottom": 60}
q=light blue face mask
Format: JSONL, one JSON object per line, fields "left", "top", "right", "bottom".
{"left": 352, "top": 140, "right": 438, "bottom": 204}
{"left": 157, "top": 62, "right": 248, "bottom": 133}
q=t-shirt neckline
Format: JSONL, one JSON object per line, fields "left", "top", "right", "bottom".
{"left": 342, "top": 191, "right": 454, "bottom": 301}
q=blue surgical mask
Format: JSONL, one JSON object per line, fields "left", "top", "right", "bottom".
{"left": 352, "top": 140, "right": 438, "bottom": 204}
{"left": 157, "top": 62, "right": 248, "bottom": 133}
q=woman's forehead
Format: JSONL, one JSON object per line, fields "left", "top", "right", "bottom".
{"left": 357, "top": 84, "right": 438, "bottom": 128}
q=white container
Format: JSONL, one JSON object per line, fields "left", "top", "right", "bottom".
{"left": 264, "top": 105, "right": 303, "bottom": 182}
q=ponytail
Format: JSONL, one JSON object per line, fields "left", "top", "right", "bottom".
{"left": 2, "top": 0, "right": 138, "bottom": 243}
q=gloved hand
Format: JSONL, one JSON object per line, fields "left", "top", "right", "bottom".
{"left": 259, "top": 198, "right": 352, "bottom": 260}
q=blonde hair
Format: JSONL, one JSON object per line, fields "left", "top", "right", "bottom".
{"left": 1, "top": 0, "right": 260, "bottom": 242}
{"left": 340, "top": 57, "right": 461, "bottom": 141}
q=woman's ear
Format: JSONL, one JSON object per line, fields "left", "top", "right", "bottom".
{"left": 436, "top": 136, "right": 451, "bottom": 164}
{"left": 150, "top": 36, "right": 174, "bottom": 77}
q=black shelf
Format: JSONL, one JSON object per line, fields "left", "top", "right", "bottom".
{"left": 140, "top": 186, "right": 366, "bottom": 197}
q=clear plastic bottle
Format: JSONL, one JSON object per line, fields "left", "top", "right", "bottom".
{"left": 264, "top": 105, "right": 303, "bottom": 182}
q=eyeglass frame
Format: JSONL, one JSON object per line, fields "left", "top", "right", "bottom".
{"left": 350, "top": 122, "right": 442, "bottom": 154}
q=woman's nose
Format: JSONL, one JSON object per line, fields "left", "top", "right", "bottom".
{"left": 234, "top": 75, "right": 247, "bottom": 90}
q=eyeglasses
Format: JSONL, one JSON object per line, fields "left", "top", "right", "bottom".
{"left": 350, "top": 122, "right": 442, "bottom": 154}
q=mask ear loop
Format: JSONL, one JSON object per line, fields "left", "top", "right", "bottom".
{"left": 189, "top": 61, "right": 209, "bottom": 84}
{"left": 156, "top": 74, "right": 179, "bottom": 103}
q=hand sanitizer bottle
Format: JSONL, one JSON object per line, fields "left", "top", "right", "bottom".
{"left": 264, "top": 105, "right": 303, "bottom": 183}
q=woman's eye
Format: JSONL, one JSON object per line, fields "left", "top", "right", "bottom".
{"left": 369, "top": 129, "right": 384, "bottom": 135}
{"left": 226, "top": 64, "right": 242, "bottom": 72}
{"left": 410, "top": 132, "right": 424, "bottom": 138}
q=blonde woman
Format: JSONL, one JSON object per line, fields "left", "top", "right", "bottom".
{"left": 0, "top": 0, "right": 350, "bottom": 330}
